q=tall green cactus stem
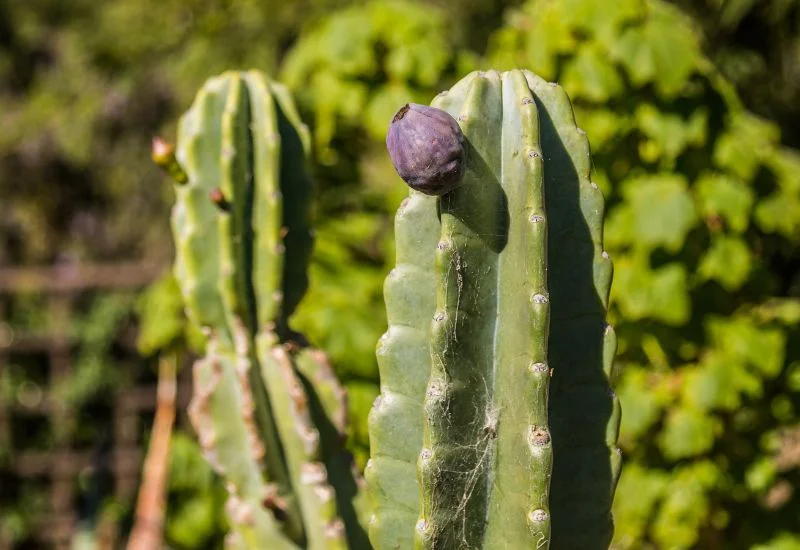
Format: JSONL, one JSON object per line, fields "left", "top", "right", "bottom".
{"left": 165, "top": 70, "right": 368, "bottom": 549}
{"left": 172, "top": 73, "right": 302, "bottom": 540}
{"left": 522, "top": 72, "right": 621, "bottom": 550}
{"left": 369, "top": 69, "right": 620, "bottom": 549}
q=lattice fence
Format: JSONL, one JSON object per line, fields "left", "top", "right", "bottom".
{"left": 0, "top": 262, "right": 191, "bottom": 550}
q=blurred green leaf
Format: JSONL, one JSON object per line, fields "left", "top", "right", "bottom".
{"left": 612, "top": 464, "right": 668, "bottom": 548}
{"left": 559, "top": 0, "right": 644, "bottom": 42}
{"left": 617, "top": 366, "right": 669, "bottom": 445}
{"left": 708, "top": 316, "right": 785, "bottom": 377}
{"left": 752, "top": 533, "right": 800, "bottom": 550}
{"left": 282, "top": 0, "right": 470, "bottom": 157}
{"left": 697, "top": 235, "right": 751, "bottom": 290}
{"left": 713, "top": 112, "right": 779, "bottom": 180}
{"left": 658, "top": 408, "right": 719, "bottom": 460}
{"left": 745, "top": 456, "right": 778, "bottom": 493}
{"left": 613, "top": 256, "right": 691, "bottom": 324}
{"left": 293, "top": 212, "right": 388, "bottom": 382}
{"left": 635, "top": 104, "right": 707, "bottom": 165}
{"left": 486, "top": 3, "right": 575, "bottom": 79}
{"left": 607, "top": 175, "right": 697, "bottom": 252}
{"left": 136, "top": 271, "right": 184, "bottom": 355}
{"left": 695, "top": 173, "right": 754, "bottom": 233}
{"left": 165, "top": 433, "right": 226, "bottom": 548}
{"left": 561, "top": 44, "right": 624, "bottom": 102}
{"left": 755, "top": 191, "right": 800, "bottom": 238}
{"left": 612, "top": 1, "right": 699, "bottom": 97}
{"left": 652, "top": 461, "right": 720, "bottom": 548}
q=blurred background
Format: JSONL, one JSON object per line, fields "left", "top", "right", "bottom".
{"left": 0, "top": 0, "right": 798, "bottom": 548}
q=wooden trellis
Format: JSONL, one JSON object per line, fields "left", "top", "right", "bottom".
{"left": 0, "top": 262, "right": 190, "bottom": 550}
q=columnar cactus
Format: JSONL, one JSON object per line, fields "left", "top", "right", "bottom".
{"left": 155, "top": 70, "right": 369, "bottom": 549}
{"left": 156, "top": 66, "right": 620, "bottom": 550}
{"left": 368, "top": 69, "right": 621, "bottom": 549}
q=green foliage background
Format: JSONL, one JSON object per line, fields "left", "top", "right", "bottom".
{"left": 485, "top": 2, "right": 800, "bottom": 547}
{"left": 1, "top": 0, "right": 798, "bottom": 548}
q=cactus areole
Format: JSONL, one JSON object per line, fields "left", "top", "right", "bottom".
{"left": 386, "top": 103, "right": 466, "bottom": 196}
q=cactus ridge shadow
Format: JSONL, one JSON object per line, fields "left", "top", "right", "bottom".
{"left": 536, "top": 96, "right": 615, "bottom": 549}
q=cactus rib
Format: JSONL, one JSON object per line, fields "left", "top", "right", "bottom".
{"left": 416, "top": 72, "right": 502, "bottom": 549}
{"left": 483, "top": 70, "right": 552, "bottom": 547}
{"left": 257, "top": 332, "right": 348, "bottom": 550}
{"left": 415, "top": 70, "right": 554, "bottom": 549}
{"left": 366, "top": 186, "right": 440, "bottom": 549}
{"left": 294, "top": 348, "right": 373, "bottom": 549}
{"left": 522, "top": 72, "right": 621, "bottom": 550}
{"left": 188, "top": 339, "right": 297, "bottom": 549}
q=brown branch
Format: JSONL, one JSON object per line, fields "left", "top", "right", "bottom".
{"left": 126, "top": 353, "right": 177, "bottom": 550}
{"left": 0, "top": 262, "right": 165, "bottom": 293}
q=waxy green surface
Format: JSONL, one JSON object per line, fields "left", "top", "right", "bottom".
{"left": 369, "top": 69, "right": 619, "bottom": 550}
{"left": 171, "top": 71, "right": 368, "bottom": 550}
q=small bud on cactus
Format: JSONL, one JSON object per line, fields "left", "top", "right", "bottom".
{"left": 209, "top": 187, "right": 230, "bottom": 211}
{"left": 151, "top": 137, "right": 175, "bottom": 166}
{"left": 386, "top": 103, "right": 466, "bottom": 196}
{"left": 151, "top": 136, "right": 188, "bottom": 184}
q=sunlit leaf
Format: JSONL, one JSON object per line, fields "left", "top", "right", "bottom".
{"left": 561, "top": 44, "right": 625, "bottom": 102}
{"left": 610, "top": 175, "right": 698, "bottom": 251}
{"left": 612, "top": 2, "right": 700, "bottom": 97}
{"left": 697, "top": 235, "right": 751, "bottom": 290}
{"left": 613, "top": 256, "right": 691, "bottom": 325}
{"left": 658, "top": 408, "right": 719, "bottom": 460}
{"left": 695, "top": 173, "right": 754, "bottom": 233}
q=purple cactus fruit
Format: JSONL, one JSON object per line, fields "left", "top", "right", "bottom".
{"left": 386, "top": 103, "right": 466, "bottom": 196}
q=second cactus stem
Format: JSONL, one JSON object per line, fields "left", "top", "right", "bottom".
{"left": 158, "top": 70, "right": 369, "bottom": 549}
{"left": 369, "top": 69, "right": 621, "bottom": 549}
